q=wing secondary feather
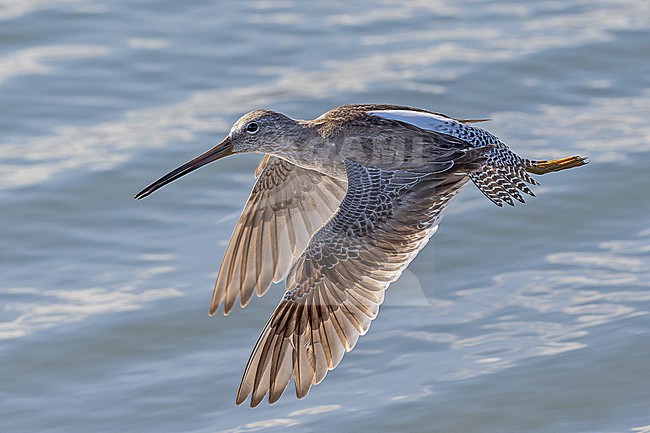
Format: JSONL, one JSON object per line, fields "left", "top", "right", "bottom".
{"left": 210, "top": 156, "right": 346, "bottom": 315}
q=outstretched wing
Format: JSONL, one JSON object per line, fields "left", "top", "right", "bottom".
{"left": 365, "top": 108, "right": 587, "bottom": 206}
{"left": 210, "top": 156, "right": 346, "bottom": 316}
{"left": 365, "top": 109, "right": 540, "bottom": 207}
{"left": 236, "top": 148, "right": 487, "bottom": 407}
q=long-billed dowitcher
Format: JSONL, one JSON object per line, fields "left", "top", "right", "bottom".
{"left": 135, "top": 104, "right": 588, "bottom": 407}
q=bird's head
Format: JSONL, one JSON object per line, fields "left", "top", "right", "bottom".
{"left": 134, "top": 109, "right": 300, "bottom": 200}
{"left": 229, "top": 109, "right": 301, "bottom": 154}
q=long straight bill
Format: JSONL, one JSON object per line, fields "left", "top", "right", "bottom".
{"left": 134, "top": 137, "right": 233, "bottom": 200}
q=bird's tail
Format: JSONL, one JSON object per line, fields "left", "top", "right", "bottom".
{"left": 469, "top": 151, "right": 589, "bottom": 207}
{"left": 525, "top": 155, "right": 589, "bottom": 175}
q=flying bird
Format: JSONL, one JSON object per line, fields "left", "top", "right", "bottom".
{"left": 135, "top": 104, "right": 588, "bottom": 406}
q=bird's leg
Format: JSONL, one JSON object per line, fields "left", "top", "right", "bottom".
{"left": 526, "top": 155, "right": 589, "bottom": 175}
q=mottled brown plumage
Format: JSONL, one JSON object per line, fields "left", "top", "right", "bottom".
{"left": 134, "top": 104, "right": 588, "bottom": 407}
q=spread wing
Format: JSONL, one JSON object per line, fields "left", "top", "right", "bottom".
{"left": 236, "top": 148, "right": 488, "bottom": 407}
{"left": 364, "top": 108, "right": 587, "bottom": 206}
{"left": 210, "top": 156, "right": 347, "bottom": 316}
{"left": 365, "top": 109, "right": 540, "bottom": 207}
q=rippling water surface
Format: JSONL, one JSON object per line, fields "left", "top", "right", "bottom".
{"left": 1, "top": 1, "right": 649, "bottom": 432}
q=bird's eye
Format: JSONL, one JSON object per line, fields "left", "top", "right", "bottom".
{"left": 245, "top": 122, "right": 259, "bottom": 134}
